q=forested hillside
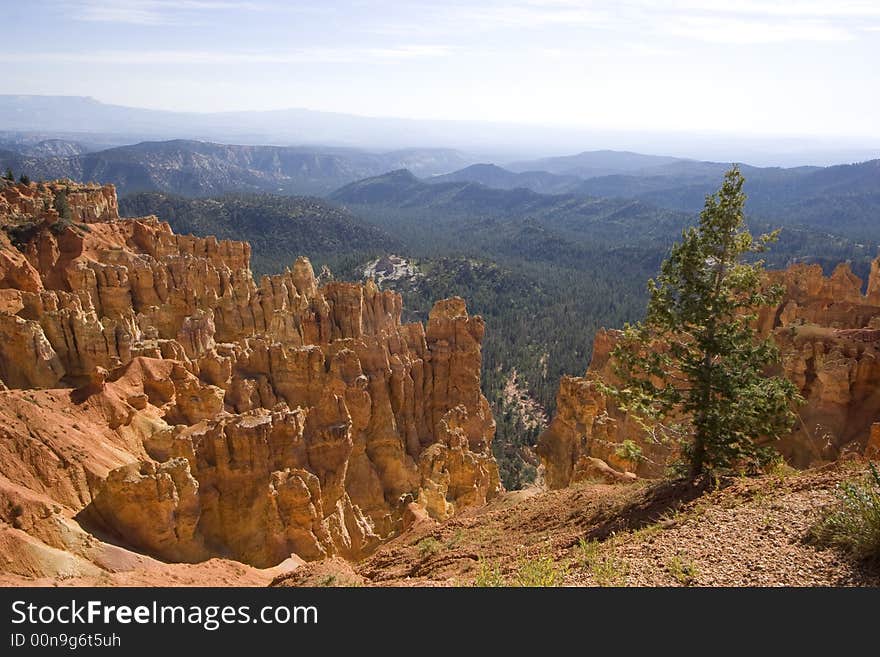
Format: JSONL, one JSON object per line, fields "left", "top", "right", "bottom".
{"left": 119, "top": 192, "right": 398, "bottom": 276}
{"left": 575, "top": 159, "right": 880, "bottom": 241}
{"left": 0, "top": 139, "right": 473, "bottom": 197}
{"left": 428, "top": 163, "right": 583, "bottom": 195}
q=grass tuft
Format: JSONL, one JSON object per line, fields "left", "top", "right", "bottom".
{"left": 578, "top": 537, "right": 629, "bottom": 586}
{"left": 416, "top": 536, "right": 443, "bottom": 558}
{"left": 665, "top": 554, "right": 699, "bottom": 586}
{"left": 810, "top": 462, "right": 880, "bottom": 561}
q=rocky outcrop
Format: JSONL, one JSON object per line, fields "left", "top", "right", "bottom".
{"left": 89, "top": 459, "right": 206, "bottom": 563}
{"left": 0, "top": 180, "right": 500, "bottom": 574}
{"left": 536, "top": 330, "right": 671, "bottom": 485}
{"left": 0, "top": 179, "right": 118, "bottom": 224}
{"left": 0, "top": 312, "right": 65, "bottom": 388}
{"left": 539, "top": 261, "right": 880, "bottom": 487}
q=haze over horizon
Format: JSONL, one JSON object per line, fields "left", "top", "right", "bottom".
{"left": 2, "top": 0, "right": 879, "bottom": 141}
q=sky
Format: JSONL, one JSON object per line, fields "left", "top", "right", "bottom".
{"left": 2, "top": 0, "right": 879, "bottom": 138}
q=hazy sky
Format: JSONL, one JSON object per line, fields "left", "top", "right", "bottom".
{"left": 3, "top": 1, "right": 879, "bottom": 137}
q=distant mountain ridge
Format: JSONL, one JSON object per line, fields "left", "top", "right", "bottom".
{"left": 0, "top": 138, "right": 474, "bottom": 196}
{"left": 575, "top": 158, "right": 880, "bottom": 241}
{"left": 4, "top": 95, "right": 879, "bottom": 165}
{"left": 426, "top": 158, "right": 824, "bottom": 198}
{"left": 507, "top": 149, "right": 685, "bottom": 178}
{"left": 421, "top": 157, "right": 880, "bottom": 242}
{"left": 330, "top": 168, "right": 691, "bottom": 249}
{"left": 0, "top": 138, "right": 91, "bottom": 158}
{"left": 428, "top": 163, "right": 583, "bottom": 195}
{"left": 330, "top": 167, "right": 876, "bottom": 274}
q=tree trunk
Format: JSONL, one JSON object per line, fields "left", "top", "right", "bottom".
{"left": 689, "top": 433, "right": 705, "bottom": 478}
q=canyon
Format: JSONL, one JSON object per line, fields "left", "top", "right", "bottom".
{"left": 0, "top": 180, "right": 499, "bottom": 580}
{"left": 1, "top": 177, "right": 877, "bottom": 585}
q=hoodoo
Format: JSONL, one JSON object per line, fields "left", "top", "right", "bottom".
{"left": 0, "top": 179, "right": 500, "bottom": 575}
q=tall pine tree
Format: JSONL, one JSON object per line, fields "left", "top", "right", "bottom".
{"left": 602, "top": 167, "right": 801, "bottom": 477}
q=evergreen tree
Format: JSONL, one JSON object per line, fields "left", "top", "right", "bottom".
{"left": 19, "top": 174, "right": 30, "bottom": 185}
{"left": 3, "top": 167, "right": 13, "bottom": 181}
{"left": 601, "top": 167, "right": 801, "bottom": 477}
{"left": 53, "top": 190, "right": 72, "bottom": 221}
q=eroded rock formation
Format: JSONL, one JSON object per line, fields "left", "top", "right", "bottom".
{"left": 0, "top": 180, "right": 500, "bottom": 574}
{"left": 539, "top": 261, "right": 880, "bottom": 487}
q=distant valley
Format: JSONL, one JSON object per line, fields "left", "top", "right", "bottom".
{"left": 119, "top": 192, "right": 399, "bottom": 276}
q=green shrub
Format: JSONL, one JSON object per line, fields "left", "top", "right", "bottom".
{"left": 445, "top": 529, "right": 465, "bottom": 549}
{"left": 316, "top": 574, "right": 361, "bottom": 587}
{"left": 811, "top": 463, "right": 880, "bottom": 561}
{"left": 49, "top": 219, "right": 74, "bottom": 236}
{"left": 665, "top": 554, "right": 699, "bottom": 585}
{"left": 615, "top": 439, "right": 644, "bottom": 464}
{"left": 53, "top": 190, "right": 72, "bottom": 221}
{"left": 578, "top": 537, "right": 629, "bottom": 586}
{"left": 512, "top": 555, "right": 567, "bottom": 587}
{"left": 3, "top": 220, "right": 41, "bottom": 249}
{"left": 473, "top": 559, "right": 505, "bottom": 587}
{"left": 416, "top": 536, "right": 443, "bottom": 558}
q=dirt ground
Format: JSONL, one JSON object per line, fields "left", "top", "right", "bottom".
{"left": 275, "top": 460, "right": 880, "bottom": 587}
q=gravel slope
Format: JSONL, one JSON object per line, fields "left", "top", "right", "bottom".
{"left": 276, "top": 461, "right": 880, "bottom": 587}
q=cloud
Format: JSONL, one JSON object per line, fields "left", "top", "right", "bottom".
{"left": 59, "top": 0, "right": 266, "bottom": 25}
{"left": 51, "top": 1, "right": 880, "bottom": 45}
{"left": 1, "top": 46, "right": 453, "bottom": 65}
{"left": 660, "top": 1, "right": 880, "bottom": 19}
{"left": 454, "top": 4, "right": 611, "bottom": 28}
{"left": 659, "top": 16, "right": 856, "bottom": 43}
{"left": 384, "top": 1, "right": 878, "bottom": 44}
